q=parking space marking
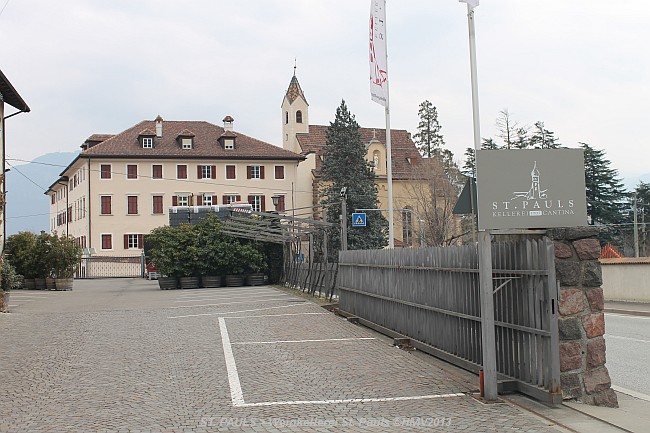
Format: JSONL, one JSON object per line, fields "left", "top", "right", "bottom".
{"left": 226, "top": 312, "right": 329, "bottom": 319}
{"left": 218, "top": 317, "right": 245, "bottom": 406}
{"left": 168, "top": 298, "right": 295, "bottom": 309}
{"left": 217, "top": 310, "right": 469, "bottom": 408}
{"left": 237, "top": 393, "right": 467, "bottom": 407}
{"left": 174, "top": 293, "right": 293, "bottom": 303}
{"left": 168, "top": 303, "right": 308, "bottom": 319}
{"left": 175, "top": 287, "right": 276, "bottom": 296}
{"left": 231, "top": 337, "right": 376, "bottom": 345}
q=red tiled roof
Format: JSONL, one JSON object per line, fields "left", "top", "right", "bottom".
{"left": 82, "top": 119, "right": 304, "bottom": 160}
{"left": 600, "top": 257, "right": 650, "bottom": 265}
{"left": 86, "top": 134, "right": 115, "bottom": 142}
{"left": 296, "top": 125, "right": 423, "bottom": 179}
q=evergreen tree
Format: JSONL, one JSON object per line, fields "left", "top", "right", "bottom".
{"left": 630, "top": 181, "right": 650, "bottom": 255}
{"left": 462, "top": 147, "right": 476, "bottom": 176}
{"left": 413, "top": 100, "right": 444, "bottom": 158}
{"left": 513, "top": 127, "right": 530, "bottom": 149}
{"left": 495, "top": 109, "right": 519, "bottom": 149}
{"left": 581, "top": 142, "right": 628, "bottom": 226}
{"left": 529, "top": 121, "right": 561, "bottom": 149}
{"left": 320, "top": 101, "right": 388, "bottom": 258}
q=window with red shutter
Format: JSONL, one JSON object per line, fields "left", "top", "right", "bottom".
{"left": 101, "top": 234, "right": 112, "bottom": 250}
{"left": 100, "top": 196, "right": 112, "bottom": 215}
{"left": 152, "top": 165, "right": 163, "bottom": 179}
{"left": 127, "top": 196, "right": 138, "bottom": 214}
{"left": 100, "top": 164, "right": 112, "bottom": 179}
{"left": 247, "top": 166, "right": 252, "bottom": 179}
{"left": 127, "top": 164, "right": 138, "bottom": 179}
{"left": 211, "top": 165, "right": 216, "bottom": 179}
{"left": 177, "top": 165, "right": 187, "bottom": 179}
{"left": 197, "top": 165, "right": 203, "bottom": 179}
{"left": 277, "top": 195, "right": 285, "bottom": 212}
{"left": 226, "top": 165, "right": 236, "bottom": 179}
{"left": 196, "top": 195, "right": 203, "bottom": 205}
{"left": 172, "top": 195, "right": 178, "bottom": 206}
{"left": 153, "top": 196, "right": 163, "bottom": 214}
{"left": 260, "top": 166, "right": 265, "bottom": 179}
{"left": 275, "top": 165, "right": 285, "bottom": 179}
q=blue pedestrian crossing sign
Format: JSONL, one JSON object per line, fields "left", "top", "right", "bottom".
{"left": 352, "top": 213, "right": 367, "bottom": 227}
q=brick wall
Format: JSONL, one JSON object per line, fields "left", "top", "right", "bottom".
{"left": 551, "top": 227, "right": 618, "bottom": 407}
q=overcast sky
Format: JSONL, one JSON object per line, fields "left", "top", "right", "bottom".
{"left": 2, "top": 0, "right": 648, "bottom": 186}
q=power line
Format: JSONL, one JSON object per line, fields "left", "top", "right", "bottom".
{"left": 0, "top": 0, "right": 11, "bottom": 17}
{"left": 6, "top": 160, "right": 47, "bottom": 191}
{"left": 6, "top": 212, "right": 50, "bottom": 219}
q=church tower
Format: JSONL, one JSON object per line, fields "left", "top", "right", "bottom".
{"left": 281, "top": 72, "right": 309, "bottom": 154}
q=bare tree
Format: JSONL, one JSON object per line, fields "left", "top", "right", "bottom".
{"left": 398, "top": 156, "right": 466, "bottom": 247}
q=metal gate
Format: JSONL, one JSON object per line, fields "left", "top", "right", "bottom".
{"left": 77, "top": 255, "right": 145, "bottom": 279}
{"left": 337, "top": 235, "right": 560, "bottom": 404}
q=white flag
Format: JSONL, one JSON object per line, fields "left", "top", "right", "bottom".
{"left": 369, "top": 0, "right": 388, "bottom": 107}
{"left": 459, "top": 0, "right": 479, "bottom": 8}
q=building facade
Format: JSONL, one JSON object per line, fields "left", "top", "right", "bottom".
{"left": 47, "top": 116, "right": 304, "bottom": 256}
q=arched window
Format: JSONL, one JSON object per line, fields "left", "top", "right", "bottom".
{"left": 285, "top": 111, "right": 289, "bottom": 124}
{"left": 296, "top": 110, "right": 303, "bottom": 123}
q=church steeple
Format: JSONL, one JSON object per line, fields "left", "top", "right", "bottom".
{"left": 282, "top": 69, "right": 309, "bottom": 153}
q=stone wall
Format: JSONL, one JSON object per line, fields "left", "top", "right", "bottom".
{"left": 551, "top": 227, "right": 618, "bottom": 407}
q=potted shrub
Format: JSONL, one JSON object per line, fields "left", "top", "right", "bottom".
{"left": 244, "top": 244, "right": 267, "bottom": 286}
{"left": 223, "top": 241, "right": 246, "bottom": 287}
{"left": 195, "top": 215, "right": 226, "bottom": 288}
{"left": 1, "top": 259, "right": 22, "bottom": 312}
{"left": 145, "top": 225, "right": 182, "bottom": 289}
{"left": 33, "top": 232, "right": 54, "bottom": 290}
{"left": 51, "top": 234, "right": 81, "bottom": 290}
{"left": 6, "top": 232, "right": 37, "bottom": 289}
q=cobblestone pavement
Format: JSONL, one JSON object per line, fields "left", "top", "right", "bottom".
{"left": 0, "top": 280, "right": 565, "bottom": 432}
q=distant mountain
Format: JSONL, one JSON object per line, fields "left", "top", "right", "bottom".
{"left": 5, "top": 152, "right": 79, "bottom": 235}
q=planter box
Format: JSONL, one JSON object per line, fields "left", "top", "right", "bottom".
{"left": 23, "top": 279, "right": 35, "bottom": 290}
{"left": 179, "top": 276, "right": 200, "bottom": 289}
{"left": 55, "top": 278, "right": 74, "bottom": 291}
{"left": 201, "top": 275, "right": 222, "bottom": 288}
{"left": 246, "top": 273, "right": 265, "bottom": 286}
{"left": 158, "top": 277, "right": 178, "bottom": 290}
{"left": 225, "top": 275, "right": 244, "bottom": 287}
{"left": 45, "top": 277, "right": 56, "bottom": 291}
{"left": 34, "top": 278, "right": 46, "bottom": 290}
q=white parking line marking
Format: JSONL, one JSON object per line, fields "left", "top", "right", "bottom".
{"left": 175, "top": 287, "right": 274, "bottom": 296}
{"left": 168, "top": 304, "right": 307, "bottom": 319}
{"left": 226, "top": 312, "right": 329, "bottom": 319}
{"left": 605, "top": 313, "right": 650, "bottom": 320}
{"left": 218, "top": 317, "right": 246, "bottom": 406}
{"left": 606, "top": 334, "right": 650, "bottom": 344}
{"left": 231, "top": 337, "right": 376, "bottom": 345}
{"left": 174, "top": 293, "right": 292, "bottom": 303}
{"left": 235, "top": 393, "right": 466, "bottom": 407}
{"left": 612, "top": 385, "right": 650, "bottom": 402}
{"left": 168, "top": 298, "right": 295, "bottom": 309}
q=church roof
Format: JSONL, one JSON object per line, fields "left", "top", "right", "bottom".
{"left": 295, "top": 125, "right": 423, "bottom": 180}
{"left": 284, "top": 75, "right": 308, "bottom": 105}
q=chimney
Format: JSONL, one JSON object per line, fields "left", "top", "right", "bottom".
{"left": 155, "top": 115, "right": 163, "bottom": 138}
{"left": 223, "top": 115, "right": 234, "bottom": 131}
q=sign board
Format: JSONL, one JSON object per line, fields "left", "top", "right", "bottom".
{"left": 352, "top": 213, "right": 367, "bottom": 227}
{"left": 475, "top": 149, "right": 588, "bottom": 230}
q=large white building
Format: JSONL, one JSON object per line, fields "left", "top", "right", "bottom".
{"left": 46, "top": 116, "right": 305, "bottom": 255}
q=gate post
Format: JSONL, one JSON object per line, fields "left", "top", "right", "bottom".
{"left": 479, "top": 230, "right": 497, "bottom": 400}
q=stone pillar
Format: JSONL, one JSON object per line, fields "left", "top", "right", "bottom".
{"left": 551, "top": 227, "right": 618, "bottom": 407}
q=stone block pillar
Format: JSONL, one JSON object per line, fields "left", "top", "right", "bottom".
{"left": 551, "top": 227, "right": 618, "bottom": 407}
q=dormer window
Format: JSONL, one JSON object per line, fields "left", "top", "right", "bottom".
{"left": 224, "top": 139, "right": 234, "bottom": 150}
{"left": 176, "top": 129, "right": 195, "bottom": 149}
{"left": 142, "top": 137, "right": 153, "bottom": 148}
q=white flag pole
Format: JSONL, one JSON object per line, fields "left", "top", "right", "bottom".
{"left": 369, "top": 0, "right": 394, "bottom": 248}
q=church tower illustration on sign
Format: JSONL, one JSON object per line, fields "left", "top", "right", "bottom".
{"left": 512, "top": 161, "right": 548, "bottom": 200}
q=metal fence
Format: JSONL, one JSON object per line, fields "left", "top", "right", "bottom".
{"left": 77, "top": 255, "right": 145, "bottom": 279}
{"left": 282, "top": 259, "right": 338, "bottom": 299}
{"left": 337, "top": 236, "right": 560, "bottom": 403}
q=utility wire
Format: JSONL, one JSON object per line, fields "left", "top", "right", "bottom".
{"left": 0, "top": 0, "right": 11, "bottom": 18}
{"left": 6, "top": 160, "right": 47, "bottom": 191}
